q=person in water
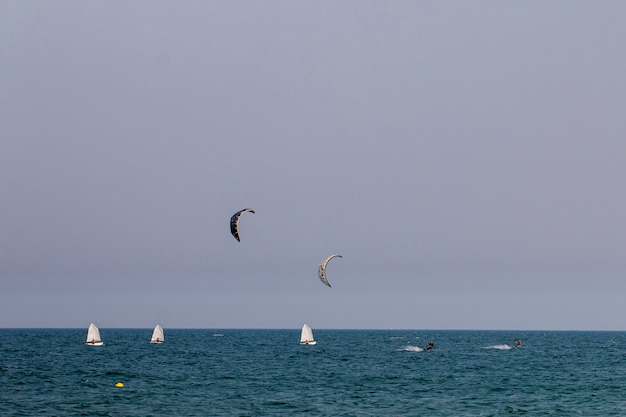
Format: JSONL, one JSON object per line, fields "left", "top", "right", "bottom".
{"left": 424, "top": 341, "right": 434, "bottom": 351}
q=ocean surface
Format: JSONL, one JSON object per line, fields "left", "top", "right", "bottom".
{"left": 1, "top": 329, "right": 626, "bottom": 416}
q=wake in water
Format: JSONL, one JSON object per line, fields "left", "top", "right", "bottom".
{"left": 484, "top": 344, "right": 513, "bottom": 350}
{"left": 400, "top": 345, "right": 424, "bottom": 352}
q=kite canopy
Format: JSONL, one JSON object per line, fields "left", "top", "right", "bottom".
{"left": 318, "top": 254, "right": 342, "bottom": 287}
{"left": 230, "top": 208, "right": 255, "bottom": 242}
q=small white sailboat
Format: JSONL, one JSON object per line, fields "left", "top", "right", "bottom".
{"left": 300, "top": 324, "right": 316, "bottom": 345}
{"left": 150, "top": 324, "right": 164, "bottom": 344}
{"left": 86, "top": 323, "right": 103, "bottom": 346}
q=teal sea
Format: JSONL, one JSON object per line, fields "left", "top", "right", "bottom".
{"left": 1, "top": 329, "right": 626, "bottom": 416}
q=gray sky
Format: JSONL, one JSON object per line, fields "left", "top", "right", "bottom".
{"left": 2, "top": 1, "right": 626, "bottom": 329}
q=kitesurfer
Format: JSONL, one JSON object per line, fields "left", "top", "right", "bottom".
{"left": 425, "top": 341, "right": 434, "bottom": 351}
{"left": 515, "top": 340, "right": 522, "bottom": 348}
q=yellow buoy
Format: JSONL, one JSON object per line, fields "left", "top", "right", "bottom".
{"left": 115, "top": 382, "right": 124, "bottom": 388}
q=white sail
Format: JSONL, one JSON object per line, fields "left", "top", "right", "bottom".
{"left": 150, "top": 324, "right": 164, "bottom": 344}
{"left": 86, "top": 323, "right": 103, "bottom": 346}
{"left": 300, "top": 324, "right": 316, "bottom": 345}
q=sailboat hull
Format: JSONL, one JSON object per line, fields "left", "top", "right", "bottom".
{"left": 86, "top": 342, "right": 104, "bottom": 346}
{"left": 300, "top": 341, "right": 317, "bottom": 345}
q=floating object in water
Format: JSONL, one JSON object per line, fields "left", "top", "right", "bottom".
{"left": 115, "top": 382, "right": 124, "bottom": 388}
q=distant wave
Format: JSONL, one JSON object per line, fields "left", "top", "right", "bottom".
{"left": 400, "top": 345, "right": 424, "bottom": 352}
{"left": 213, "top": 333, "right": 224, "bottom": 337}
{"left": 485, "top": 344, "right": 512, "bottom": 350}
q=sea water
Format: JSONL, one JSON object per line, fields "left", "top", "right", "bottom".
{"left": 1, "top": 329, "right": 626, "bottom": 416}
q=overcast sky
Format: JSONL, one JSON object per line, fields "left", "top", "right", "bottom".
{"left": 2, "top": 1, "right": 626, "bottom": 330}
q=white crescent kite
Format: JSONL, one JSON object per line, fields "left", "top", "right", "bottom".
{"left": 318, "top": 254, "right": 342, "bottom": 287}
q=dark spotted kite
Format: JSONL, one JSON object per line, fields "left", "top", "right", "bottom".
{"left": 230, "top": 208, "right": 255, "bottom": 242}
